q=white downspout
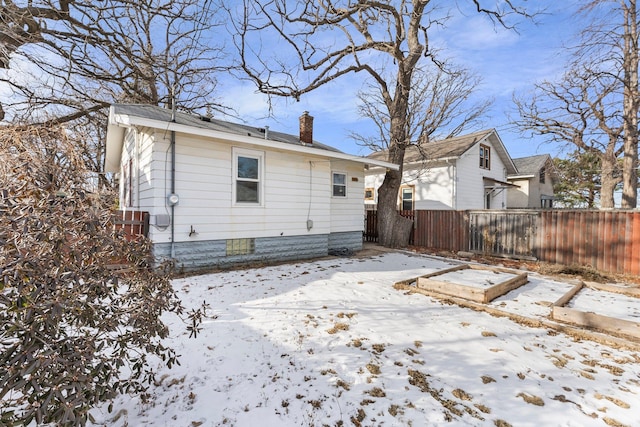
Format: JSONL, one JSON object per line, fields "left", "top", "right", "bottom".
{"left": 450, "top": 161, "right": 456, "bottom": 209}
{"left": 135, "top": 129, "right": 141, "bottom": 209}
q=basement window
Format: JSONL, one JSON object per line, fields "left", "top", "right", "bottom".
{"left": 226, "top": 238, "right": 255, "bottom": 256}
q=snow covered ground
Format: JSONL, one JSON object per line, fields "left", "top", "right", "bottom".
{"left": 90, "top": 251, "right": 640, "bottom": 427}
{"left": 569, "top": 288, "right": 640, "bottom": 322}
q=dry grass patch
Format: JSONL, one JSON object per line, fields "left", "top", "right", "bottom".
{"left": 371, "top": 343, "right": 386, "bottom": 354}
{"left": 335, "top": 379, "right": 351, "bottom": 391}
{"left": 351, "top": 408, "right": 366, "bottom": 426}
{"left": 388, "top": 404, "right": 402, "bottom": 417}
{"left": 327, "top": 322, "right": 349, "bottom": 334}
{"left": 603, "top": 417, "right": 630, "bottom": 427}
{"left": 452, "top": 389, "right": 472, "bottom": 401}
{"left": 350, "top": 338, "right": 366, "bottom": 348}
{"left": 481, "top": 375, "right": 496, "bottom": 384}
{"left": 549, "top": 355, "right": 568, "bottom": 368}
{"left": 336, "top": 312, "right": 357, "bottom": 319}
{"left": 366, "top": 363, "right": 381, "bottom": 375}
{"left": 365, "top": 387, "right": 386, "bottom": 398}
{"left": 517, "top": 392, "right": 545, "bottom": 406}
{"left": 474, "top": 403, "right": 491, "bottom": 414}
{"left": 595, "top": 393, "right": 631, "bottom": 409}
{"left": 405, "top": 347, "right": 419, "bottom": 356}
{"left": 579, "top": 370, "right": 596, "bottom": 380}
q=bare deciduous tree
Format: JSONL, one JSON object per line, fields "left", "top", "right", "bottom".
{"left": 350, "top": 64, "right": 492, "bottom": 154}
{"left": 231, "top": 0, "right": 529, "bottom": 247}
{"left": 1, "top": 0, "right": 228, "bottom": 185}
{"left": 566, "top": 0, "right": 639, "bottom": 208}
{"left": 513, "top": 67, "right": 623, "bottom": 208}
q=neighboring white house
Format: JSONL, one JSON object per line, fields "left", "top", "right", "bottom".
{"left": 364, "top": 129, "right": 518, "bottom": 210}
{"left": 507, "top": 154, "right": 556, "bottom": 208}
{"left": 105, "top": 104, "right": 397, "bottom": 270}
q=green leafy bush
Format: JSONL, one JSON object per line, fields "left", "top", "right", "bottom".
{"left": 0, "top": 126, "right": 196, "bottom": 425}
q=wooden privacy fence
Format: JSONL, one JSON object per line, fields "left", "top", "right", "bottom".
{"left": 468, "top": 210, "right": 538, "bottom": 260}
{"left": 538, "top": 210, "right": 640, "bottom": 276}
{"left": 364, "top": 209, "right": 640, "bottom": 276}
{"left": 114, "top": 210, "right": 149, "bottom": 240}
{"left": 364, "top": 210, "right": 415, "bottom": 244}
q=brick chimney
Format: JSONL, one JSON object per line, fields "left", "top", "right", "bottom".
{"left": 299, "top": 111, "right": 313, "bottom": 145}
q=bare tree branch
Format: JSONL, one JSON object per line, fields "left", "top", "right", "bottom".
{"left": 231, "top": 0, "right": 533, "bottom": 247}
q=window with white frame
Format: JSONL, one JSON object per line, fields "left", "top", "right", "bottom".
{"left": 400, "top": 186, "right": 414, "bottom": 211}
{"left": 122, "top": 158, "right": 133, "bottom": 207}
{"left": 332, "top": 172, "right": 346, "bottom": 197}
{"left": 479, "top": 144, "right": 491, "bottom": 170}
{"left": 233, "top": 148, "right": 264, "bottom": 204}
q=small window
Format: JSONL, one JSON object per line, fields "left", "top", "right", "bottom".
{"left": 364, "top": 187, "right": 375, "bottom": 201}
{"left": 479, "top": 144, "right": 490, "bottom": 170}
{"left": 226, "top": 238, "right": 255, "bottom": 256}
{"left": 539, "top": 167, "right": 546, "bottom": 184}
{"left": 122, "top": 159, "right": 133, "bottom": 207}
{"left": 332, "top": 172, "right": 346, "bottom": 197}
{"left": 400, "top": 186, "right": 414, "bottom": 211}
{"left": 233, "top": 148, "right": 263, "bottom": 205}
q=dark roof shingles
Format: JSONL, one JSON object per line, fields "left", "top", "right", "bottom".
{"left": 366, "top": 129, "right": 494, "bottom": 163}
{"left": 112, "top": 104, "right": 341, "bottom": 153}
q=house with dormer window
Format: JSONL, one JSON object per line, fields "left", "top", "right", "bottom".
{"left": 507, "top": 154, "right": 556, "bottom": 208}
{"left": 364, "top": 129, "right": 518, "bottom": 210}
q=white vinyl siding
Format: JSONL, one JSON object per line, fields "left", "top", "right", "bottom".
{"left": 330, "top": 162, "right": 365, "bottom": 233}
{"left": 479, "top": 144, "right": 491, "bottom": 170}
{"left": 411, "top": 165, "right": 455, "bottom": 210}
{"left": 457, "top": 142, "right": 508, "bottom": 209}
{"left": 365, "top": 138, "right": 510, "bottom": 211}
{"left": 507, "top": 178, "right": 530, "bottom": 208}
{"left": 141, "top": 132, "right": 366, "bottom": 242}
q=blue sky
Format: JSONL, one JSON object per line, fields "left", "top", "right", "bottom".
{"left": 218, "top": 1, "right": 579, "bottom": 161}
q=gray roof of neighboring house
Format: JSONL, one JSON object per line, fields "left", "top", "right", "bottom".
{"left": 510, "top": 154, "right": 552, "bottom": 177}
{"left": 111, "top": 103, "right": 342, "bottom": 153}
{"left": 367, "top": 129, "right": 495, "bottom": 163}
{"left": 366, "top": 129, "right": 517, "bottom": 174}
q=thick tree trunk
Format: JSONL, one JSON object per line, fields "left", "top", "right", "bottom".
{"left": 622, "top": 137, "right": 638, "bottom": 208}
{"left": 377, "top": 169, "right": 413, "bottom": 248}
{"left": 377, "top": 130, "right": 413, "bottom": 248}
{"left": 621, "top": 0, "right": 639, "bottom": 208}
{"left": 600, "top": 153, "right": 618, "bottom": 208}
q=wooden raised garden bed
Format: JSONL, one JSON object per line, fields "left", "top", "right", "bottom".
{"left": 416, "top": 264, "right": 528, "bottom": 304}
{"left": 551, "top": 282, "right": 640, "bottom": 341}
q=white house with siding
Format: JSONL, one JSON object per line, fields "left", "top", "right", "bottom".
{"left": 507, "top": 154, "right": 556, "bottom": 208}
{"left": 364, "top": 129, "right": 518, "bottom": 210}
{"left": 105, "top": 104, "right": 397, "bottom": 271}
